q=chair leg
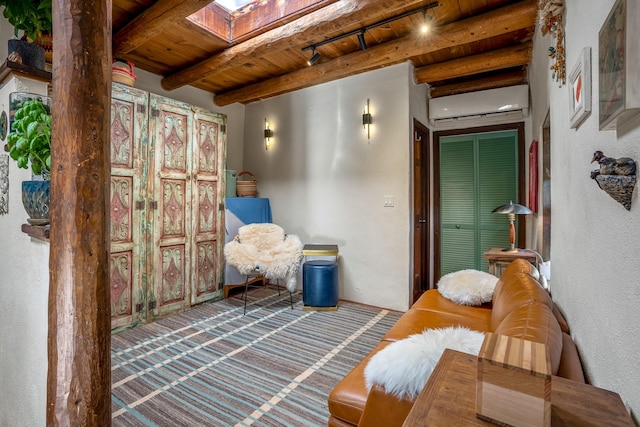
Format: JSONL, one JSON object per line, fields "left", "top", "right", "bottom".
{"left": 289, "top": 291, "right": 293, "bottom": 310}
{"left": 243, "top": 275, "right": 250, "bottom": 315}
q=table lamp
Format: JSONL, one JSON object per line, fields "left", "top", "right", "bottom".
{"left": 492, "top": 201, "right": 532, "bottom": 252}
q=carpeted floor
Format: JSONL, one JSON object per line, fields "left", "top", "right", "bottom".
{"left": 111, "top": 287, "right": 401, "bottom": 426}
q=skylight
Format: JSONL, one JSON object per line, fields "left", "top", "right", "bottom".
{"left": 215, "top": 0, "right": 254, "bottom": 11}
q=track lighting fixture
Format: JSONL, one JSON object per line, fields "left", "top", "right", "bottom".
{"left": 357, "top": 31, "right": 367, "bottom": 50}
{"left": 301, "top": 2, "right": 438, "bottom": 59}
{"left": 421, "top": 10, "right": 430, "bottom": 34}
{"left": 307, "top": 48, "right": 321, "bottom": 66}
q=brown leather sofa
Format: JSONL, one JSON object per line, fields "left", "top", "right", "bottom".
{"left": 327, "top": 259, "right": 584, "bottom": 427}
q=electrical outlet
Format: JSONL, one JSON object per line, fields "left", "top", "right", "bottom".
{"left": 384, "top": 195, "right": 394, "bottom": 207}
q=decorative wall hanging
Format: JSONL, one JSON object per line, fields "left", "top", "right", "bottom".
{"left": 598, "top": 0, "right": 640, "bottom": 131}
{"left": 538, "top": 0, "right": 566, "bottom": 86}
{"left": 590, "top": 150, "right": 636, "bottom": 210}
{"left": 568, "top": 47, "right": 592, "bottom": 129}
{"left": 0, "top": 154, "right": 8, "bottom": 215}
{"left": 528, "top": 140, "right": 538, "bottom": 213}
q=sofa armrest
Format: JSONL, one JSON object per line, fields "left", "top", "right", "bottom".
{"left": 357, "top": 384, "right": 415, "bottom": 427}
{"left": 557, "top": 332, "right": 586, "bottom": 383}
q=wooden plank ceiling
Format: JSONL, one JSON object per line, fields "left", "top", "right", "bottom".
{"left": 112, "top": 0, "right": 538, "bottom": 105}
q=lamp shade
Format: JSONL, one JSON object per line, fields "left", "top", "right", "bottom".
{"left": 492, "top": 201, "right": 533, "bottom": 215}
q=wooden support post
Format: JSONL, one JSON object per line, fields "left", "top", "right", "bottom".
{"left": 47, "top": 0, "right": 112, "bottom": 425}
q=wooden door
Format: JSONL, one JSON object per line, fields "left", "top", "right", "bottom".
{"left": 411, "top": 119, "right": 430, "bottom": 304}
{"left": 109, "top": 85, "right": 149, "bottom": 329}
{"left": 191, "top": 108, "right": 226, "bottom": 304}
{"left": 150, "top": 95, "right": 194, "bottom": 316}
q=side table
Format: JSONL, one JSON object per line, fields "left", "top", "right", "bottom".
{"left": 403, "top": 349, "right": 634, "bottom": 427}
{"left": 483, "top": 247, "right": 539, "bottom": 276}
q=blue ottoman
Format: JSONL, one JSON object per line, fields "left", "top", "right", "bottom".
{"left": 303, "top": 260, "right": 339, "bottom": 310}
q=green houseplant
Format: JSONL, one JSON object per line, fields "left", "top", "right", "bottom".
{"left": 6, "top": 96, "right": 51, "bottom": 224}
{"left": 0, "top": 0, "right": 52, "bottom": 69}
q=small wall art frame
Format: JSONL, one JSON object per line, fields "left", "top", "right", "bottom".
{"left": 568, "top": 47, "right": 591, "bottom": 129}
{"left": 598, "top": 0, "right": 640, "bottom": 131}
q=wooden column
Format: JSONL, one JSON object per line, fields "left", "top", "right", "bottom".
{"left": 47, "top": 0, "right": 112, "bottom": 425}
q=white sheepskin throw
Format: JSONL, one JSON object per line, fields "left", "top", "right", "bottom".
{"left": 224, "top": 223, "right": 303, "bottom": 292}
{"left": 437, "top": 269, "right": 498, "bottom": 306}
{"left": 364, "top": 326, "right": 485, "bottom": 400}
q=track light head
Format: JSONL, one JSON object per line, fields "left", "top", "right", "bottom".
{"left": 357, "top": 31, "right": 367, "bottom": 50}
{"left": 307, "top": 49, "right": 321, "bottom": 66}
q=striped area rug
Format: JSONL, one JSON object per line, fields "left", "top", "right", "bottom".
{"left": 111, "top": 287, "right": 401, "bottom": 426}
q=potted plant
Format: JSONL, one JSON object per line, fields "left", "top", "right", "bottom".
{"left": 0, "top": 0, "right": 52, "bottom": 69}
{"left": 6, "top": 96, "right": 51, "bottom": 224}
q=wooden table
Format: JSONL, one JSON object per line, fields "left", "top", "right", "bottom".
{"left": 483, "top": 247, "right": 538, "bottom": 276}
{"left": 403, "top": 349, "right": 634, "bottom": 427}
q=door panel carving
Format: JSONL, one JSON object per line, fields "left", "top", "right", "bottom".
{"left": 110, "top": 252, "right": 132, "bottom": 319}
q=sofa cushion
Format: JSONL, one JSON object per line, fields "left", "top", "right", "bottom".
{"left": 436, "top": 269, "right": 498, "bottom": 306}
{"left": 493, "top": 302, "right": 563, "bottom": 375}
{"left": 491, "top": 272, "right": 553, "bottom": 330}
{"left": 327, "top": 341, "right": 392, "bottom": 426}
{"left": 381, "top": 308, "right": 491, "bottom": 342}
{"left": 364, "top": 326, "right": 485, "bottom": 400}
{"left": 412, "top": 290, "right": 492, "bottom": 322}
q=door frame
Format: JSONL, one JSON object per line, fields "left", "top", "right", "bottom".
{"left": 433, "top": 122, "right": 526, "bottom": 282}
{"left": 411, "top": 118, "right": 430, "bottom": 304}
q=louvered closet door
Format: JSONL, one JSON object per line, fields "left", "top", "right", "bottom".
{"left": 191, "top": 108, "right": 226, "bottom": 304}
{"left": 478, "top": 131, "right": 518, "bottom": 271}
{"left": 110, "top": 85, "right": 149, "bottom": 329}
{"left": 150, "top": 95, "right": 194, "bottom": 316}
{"left": 440, "top": 131, "right": 518, "bottom": 275}
{"left": 440, "top": 136, "right": 476, "bottom": 276}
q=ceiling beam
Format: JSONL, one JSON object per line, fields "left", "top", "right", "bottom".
{"left": 429, "top": 69, "right": 528, "bottom": 98}
{"left": 213, "top": 0, "right": 537, "bottom": 106}
{"left": 161, "top": 0, "right": 428, "bottom": 91}
{"left": 113, "top": 0, "right": 214, "bottom": 57}
{"left": 414, "top": 41, "right": 533, "bottom": 83}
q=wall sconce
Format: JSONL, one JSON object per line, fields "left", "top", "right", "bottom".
{"left": 362, "top": 99, "right": 372, "bottom": 140}
{"left": 264, "top": 118, "right": 274, "bottom": 150}
{"left": 492, "top": 201, "right": 532, "bottom": 252}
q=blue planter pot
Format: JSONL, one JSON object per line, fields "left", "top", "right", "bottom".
{"left": 22, "top": 180, "right": 50, "bottom": 225}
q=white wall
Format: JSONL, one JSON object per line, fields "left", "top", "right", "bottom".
{"left": 242, "top": 64, "right": 414, "bottom": 311}
{"left": 0, "top": 74, "right": 51, "bottom": 427}
{"left": 529, "top": 0, "right": 640, "bottom": 419}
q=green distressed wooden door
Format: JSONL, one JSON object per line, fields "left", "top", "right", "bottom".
{"left": 439, "top": 130, "right": 518, "bottom": 275}
{"left": 109, "top": 85, "right": 149, "bottom": 329}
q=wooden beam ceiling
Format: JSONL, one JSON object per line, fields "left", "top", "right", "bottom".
{"left": 414, "top": 41, "right": 533, "bottom": 83}
{"left": 161, "top": 0, "right": 428, "bottom": 91}
{"left": 212, "top": 0, "right": 537, "bottom": 105}
{"left": 428, "top": 69, "right": 528, "bottom": 98}
{"left": 113, "top": 0, "right": 215, "bottom": 56}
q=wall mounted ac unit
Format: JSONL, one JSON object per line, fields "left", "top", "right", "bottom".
{"left": 429, "top": 85, "right": 529, "bottom": 129}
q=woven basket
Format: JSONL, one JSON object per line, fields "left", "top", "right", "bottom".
{"left": 236, "top": 171, "right": 257, "bottom": 197}
{"left": 112, "top": 59, "right": 136, "bottom": 87}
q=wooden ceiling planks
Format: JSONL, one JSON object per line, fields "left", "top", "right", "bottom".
{"left": 110, "top": 0, "right": 539, "bottom": 104}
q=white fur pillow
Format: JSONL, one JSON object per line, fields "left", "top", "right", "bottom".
{"left": 364, "top": 326, "right": 485, "bottom": 400}
{"left": 437, "top": 269, "right": 498, "bottom": 306}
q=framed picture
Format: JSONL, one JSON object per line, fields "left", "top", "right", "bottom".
{"left": 598, "top": 0, "right": 640, "bottom": 130}
{"left": 568, "top": 47, "right": 591, "bottom": 129}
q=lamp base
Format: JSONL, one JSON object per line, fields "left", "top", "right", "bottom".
{"left": 501, "top": 247, "right": 522, "bottom": 253}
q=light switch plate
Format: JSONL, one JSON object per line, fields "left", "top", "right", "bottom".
{"left": 384, "top": 195, "right": 394, "bottom": 207}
